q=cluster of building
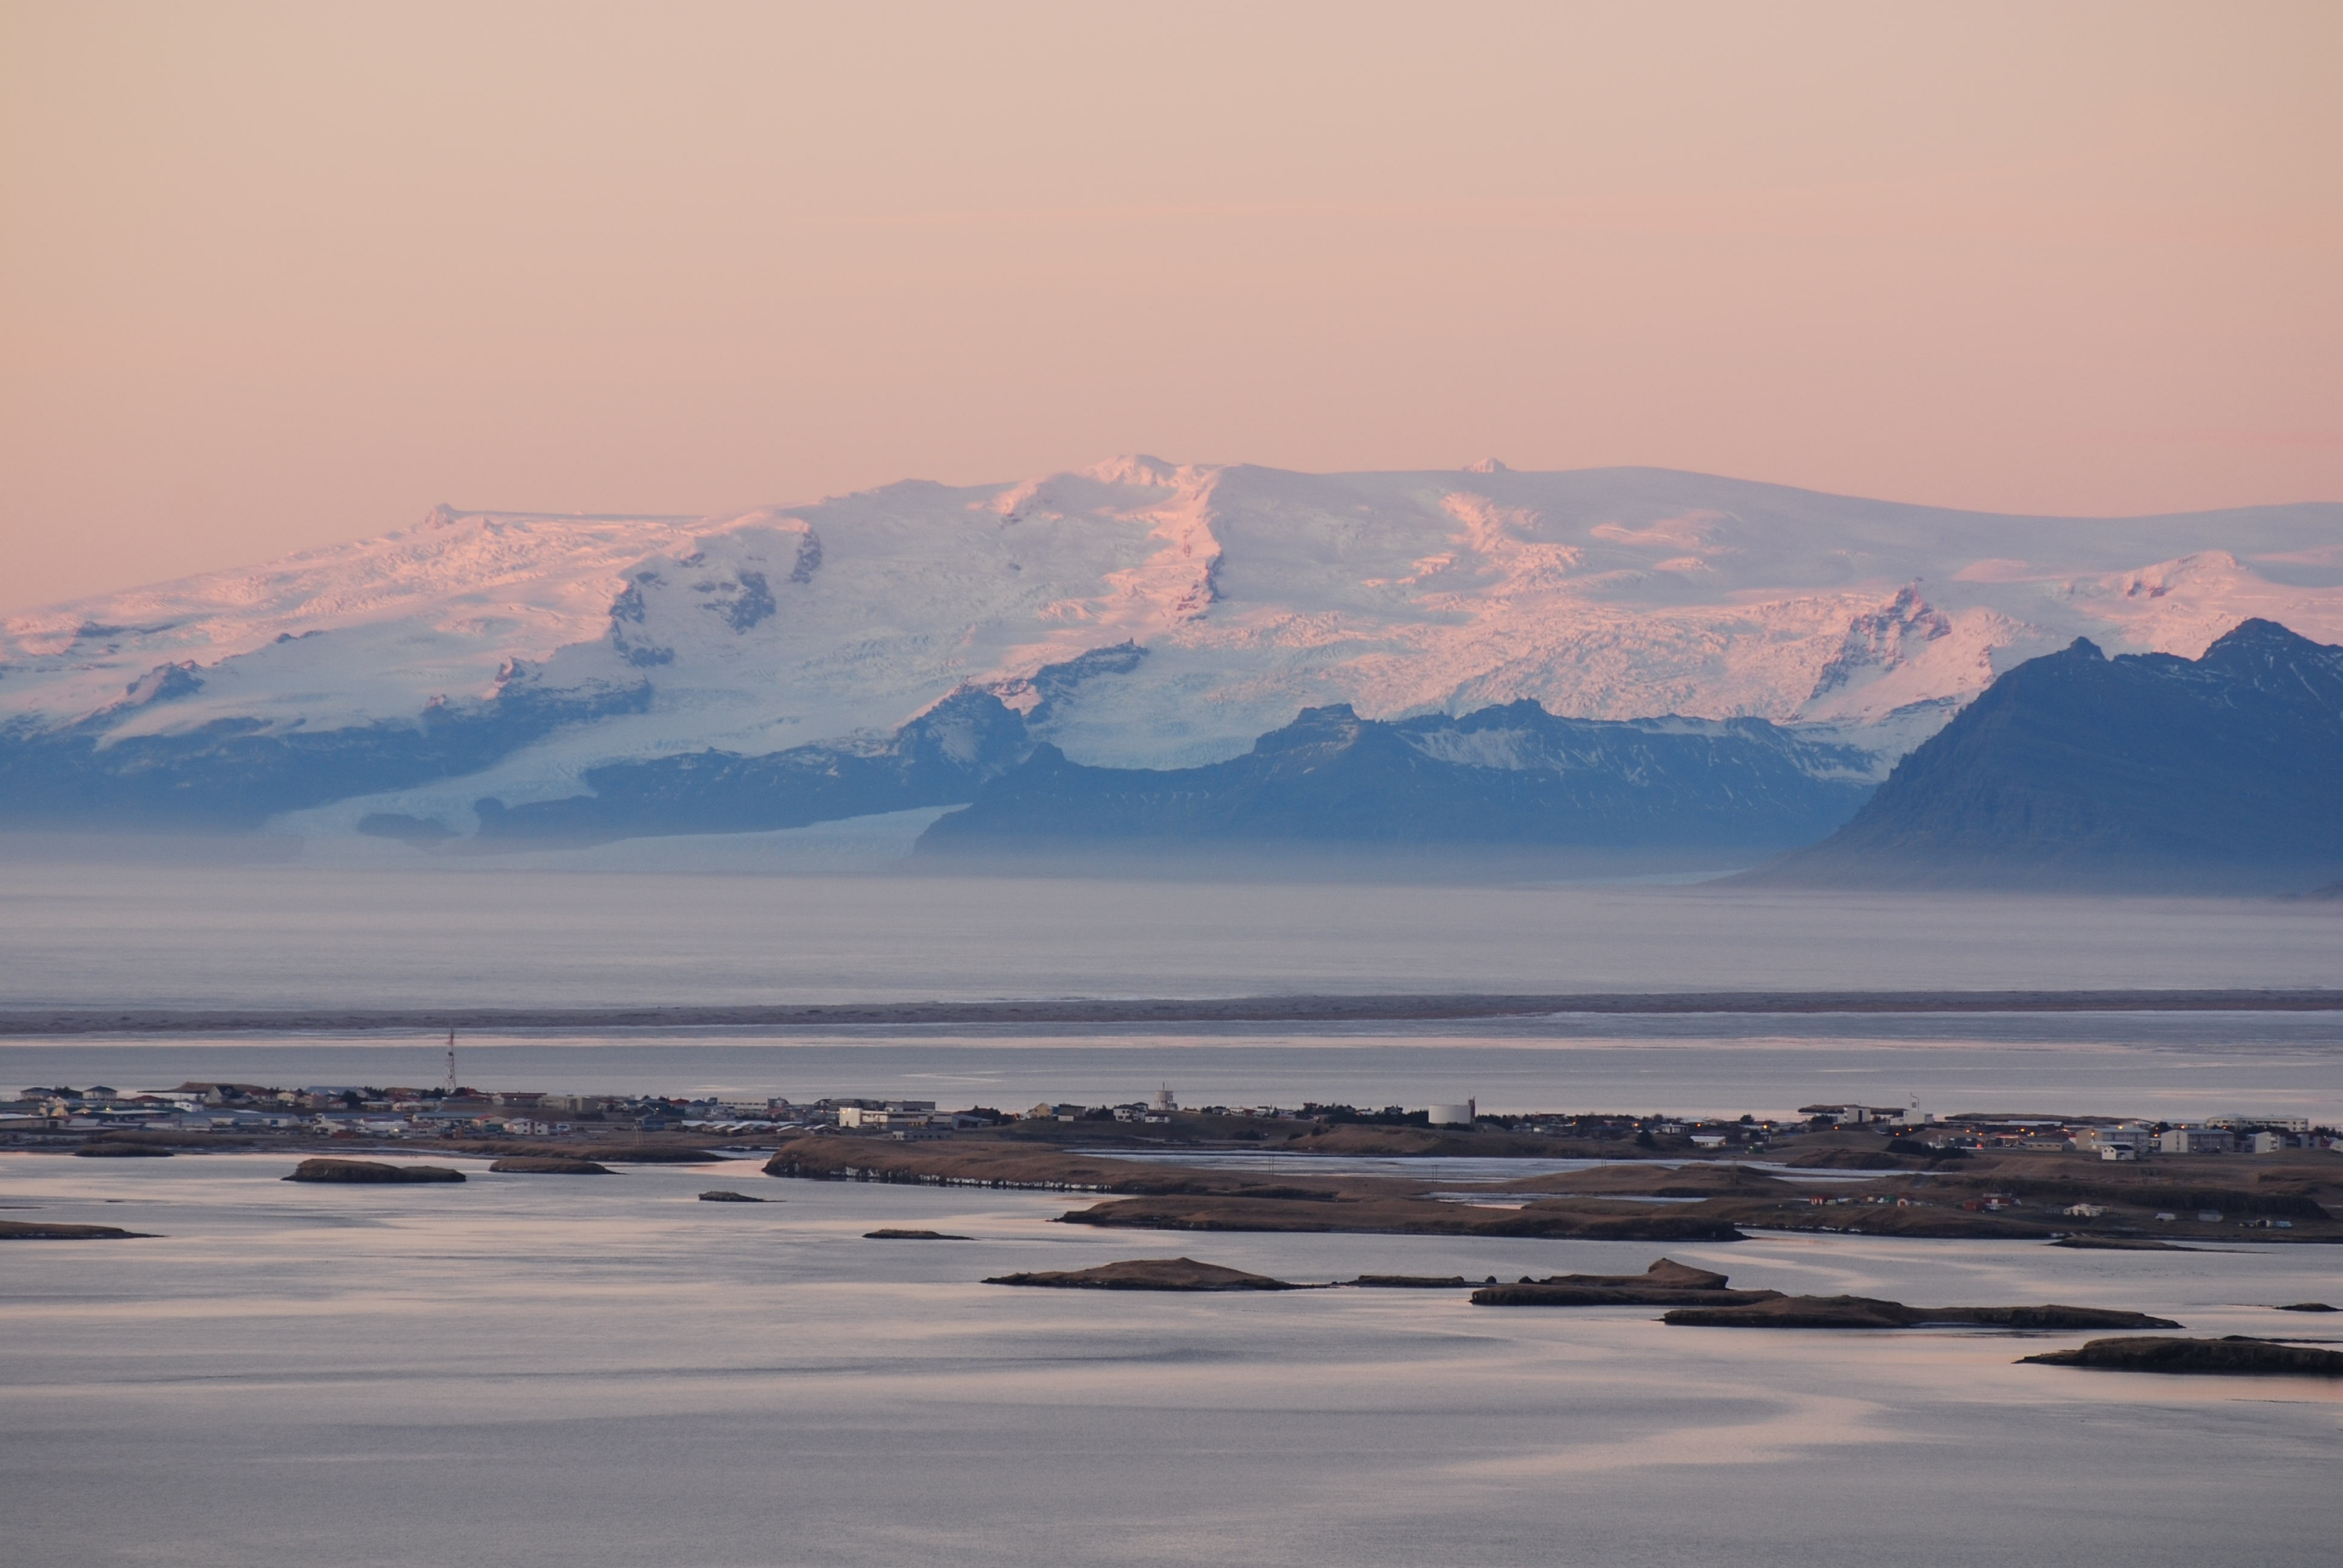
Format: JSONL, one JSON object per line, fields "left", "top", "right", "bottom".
{"left": 0, "top": 1082, "right": 797, "bottom": 1140}
{"left": 7, "top": 1080, "right": 2332, "bottom": 1157}
{"left": 2075, "top": 1117, "right": 2320, "bottom": 1158}
{"left": 4, "top": 1083, "right": 1169, "bottom": 1141}
{"left": 1795, "top": 1104, "right": 2331, "bottom": 1159}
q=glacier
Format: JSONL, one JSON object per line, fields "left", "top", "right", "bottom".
{"left": 2, "top": 458, "right": 2339, "bottom": 850}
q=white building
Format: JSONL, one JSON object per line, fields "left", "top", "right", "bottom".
{"left": 838, "top": 1106, "right": 930, "bottom": 1130}
{"left": 2075, "top": 1124, "right": 2152, "bottom": 1155}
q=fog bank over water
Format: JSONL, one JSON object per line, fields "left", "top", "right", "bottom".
{"left": 2, "top": 859, "right": 2338, "bottom": 1010}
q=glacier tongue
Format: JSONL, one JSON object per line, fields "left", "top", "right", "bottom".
{"left": 4, "top": 460, "right": 2341, "bottom": 837}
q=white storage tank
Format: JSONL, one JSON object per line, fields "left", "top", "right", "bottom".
{"left": 1427, "top": 1100, "right": 1476, "bottom": 1127}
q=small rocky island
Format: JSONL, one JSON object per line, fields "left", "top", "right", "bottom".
{"left": 2022, "top": 1336, "right": 2343, "bottom": 1375}
{"left": 986, "top": 1257, "right": 1305, "bottom": 1291}
{"left": 1461, "top": 1261, "right": 2178, "bottom": 1330}
{"left": 865, "top": 1228, "right": 970, "bottom": 1239}
{"left": 2049, "top": 1236, "right": 2202, "bottom": 1252}
{"left": 1472, "top": 1257, "right": 1781, "bottom": 1307}
{"left": 699, "top": 1190, "right": 767, "bottom": 1202}
{"left": 1664, "top": 1296, "right": 2179, "bottom": 1330}
{"left": 0, "top": 1218, "right": 153, "bottom": 1239}
{"left": 486, "top": 1156, "right": 611, "bottom": 1174}
{"left": 284, "top": 1158, "right": 466, "bottom": 1184}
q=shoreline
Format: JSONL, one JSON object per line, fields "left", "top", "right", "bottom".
{"left": 2, "top": 988, "right": 2341, "bottom": 1036}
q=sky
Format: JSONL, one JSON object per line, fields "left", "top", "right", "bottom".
{"left": 1, "top": 1, "right": 2338, "bottom": 614}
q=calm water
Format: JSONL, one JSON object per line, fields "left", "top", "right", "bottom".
{"left": 7, "top": 861, "right": 2341, "bottom": 1564}
{"left": 2, "top": 1150, "right": 2337, "bottom": 1567}
{"left": 2, "top": 860, "right": 2339, "bottom": 1007}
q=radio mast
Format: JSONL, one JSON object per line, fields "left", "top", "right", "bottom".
{"left": 444, "top": 1028, "right": 457, "bottom": 1095}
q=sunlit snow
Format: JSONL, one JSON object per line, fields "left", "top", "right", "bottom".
{"left": 6, "top": 459, "right": 2339, "bottom": 829}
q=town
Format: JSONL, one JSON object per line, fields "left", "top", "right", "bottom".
{"left": 4, "top": 1080, "right": 2331, "bottom": 1162}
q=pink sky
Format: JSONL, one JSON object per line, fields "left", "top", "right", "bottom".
{"left": 2, "top": 1, "right": 2337, "bottom": 613}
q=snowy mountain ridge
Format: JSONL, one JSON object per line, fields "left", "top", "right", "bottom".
{"left": 4, "top": 459, "right": 2339, "bottom": 842}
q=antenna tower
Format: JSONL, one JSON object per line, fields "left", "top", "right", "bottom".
{"left": 444, "top": 1028, "right": 458, "bottom": 1095}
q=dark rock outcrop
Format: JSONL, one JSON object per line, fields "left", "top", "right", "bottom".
{"left": 2022, "top": 1335, "right": 2343, "bottom": 1376}
{"left": 985, "top": 1257, "right": 1305, "bottom": 1291}
{"left": 2276, "top": 1302, "right": 2337, "bottom": 1313}
{"left": 865, "top": 1228, "right": 970, "bottom": 1239}
{"left": 0, "top": 1219, "right": 153, "bottom": 1239}
{"left": 487, "top": 1156, "right": 611, "bottom": 1174}
{"left": 74, "top": 1143, "right": 174, "bottom": 1158}
{"left": 698, "top": 1190, "right": 767, "bottom": 1203}
{"left": 1472, "top": 1257, "right": 1779, "bottom": 1308}
{"left": 1542, "top": 1258, "right": 1733, "bottom": 1290}
{"left": 284, "top": 1158, "right": 466, "bottom": 1184}
{"left": 1751, "top": 619, "right": 2343, "bottom": 892}
{"left": 1664, "top": 1294, "right": 2179, "bottom": 1330}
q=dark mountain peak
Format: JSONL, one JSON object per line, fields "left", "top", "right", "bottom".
{"left": 920, "top": 699, "right": 1874, "bottom": 857}
{"left": 2207, "top": 616, "right": 2323, "bottom": 655}
{"left": 1752, "top": 616, "right": 2343, "bottom": 892}
{"left": 2194, "top": 616, "right": 2342, "bottom": 678}
{"left": 2186, "top": 617, "right": 2343, "bottom": 706}
{"left": 1253, "top": 704, "right": 1367, "bottom": 755}
{"left": 1454, "top": 698, "right": 1556, "bottom": 729}
{"left": 2061, "top": 637, "right": 2106, "bottom": 661}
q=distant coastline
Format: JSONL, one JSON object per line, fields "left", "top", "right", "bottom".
{"left": 3, "top": 988, "right": 2339, "bottom": 1036}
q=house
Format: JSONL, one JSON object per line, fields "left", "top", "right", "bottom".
{"left": 2158, "top": 1126, "right": 2233, "bottom": 1154}
{"left": 2074, "top": 1124, "right": 2152, "bottom": 1156}
{"left": 1796, "top": 1104, "right": 1910, "bottom": 1126}
{"left": 839, "top": 1106, "right": 930, "bottom": 1130}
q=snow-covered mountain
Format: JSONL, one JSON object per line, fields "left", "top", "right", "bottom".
{"left": 4, "top": 458, "right": 2339, "bottom": 848}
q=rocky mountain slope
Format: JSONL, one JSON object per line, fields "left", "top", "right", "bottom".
{"left": 1751, "top": 619, "right": 2343, "bottom": 892}
{"left": 4, "top": 458, "right": 2338, "bottom": 851}
{"left": 916, "top": 701, "right": 1876, "bottom": 865}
